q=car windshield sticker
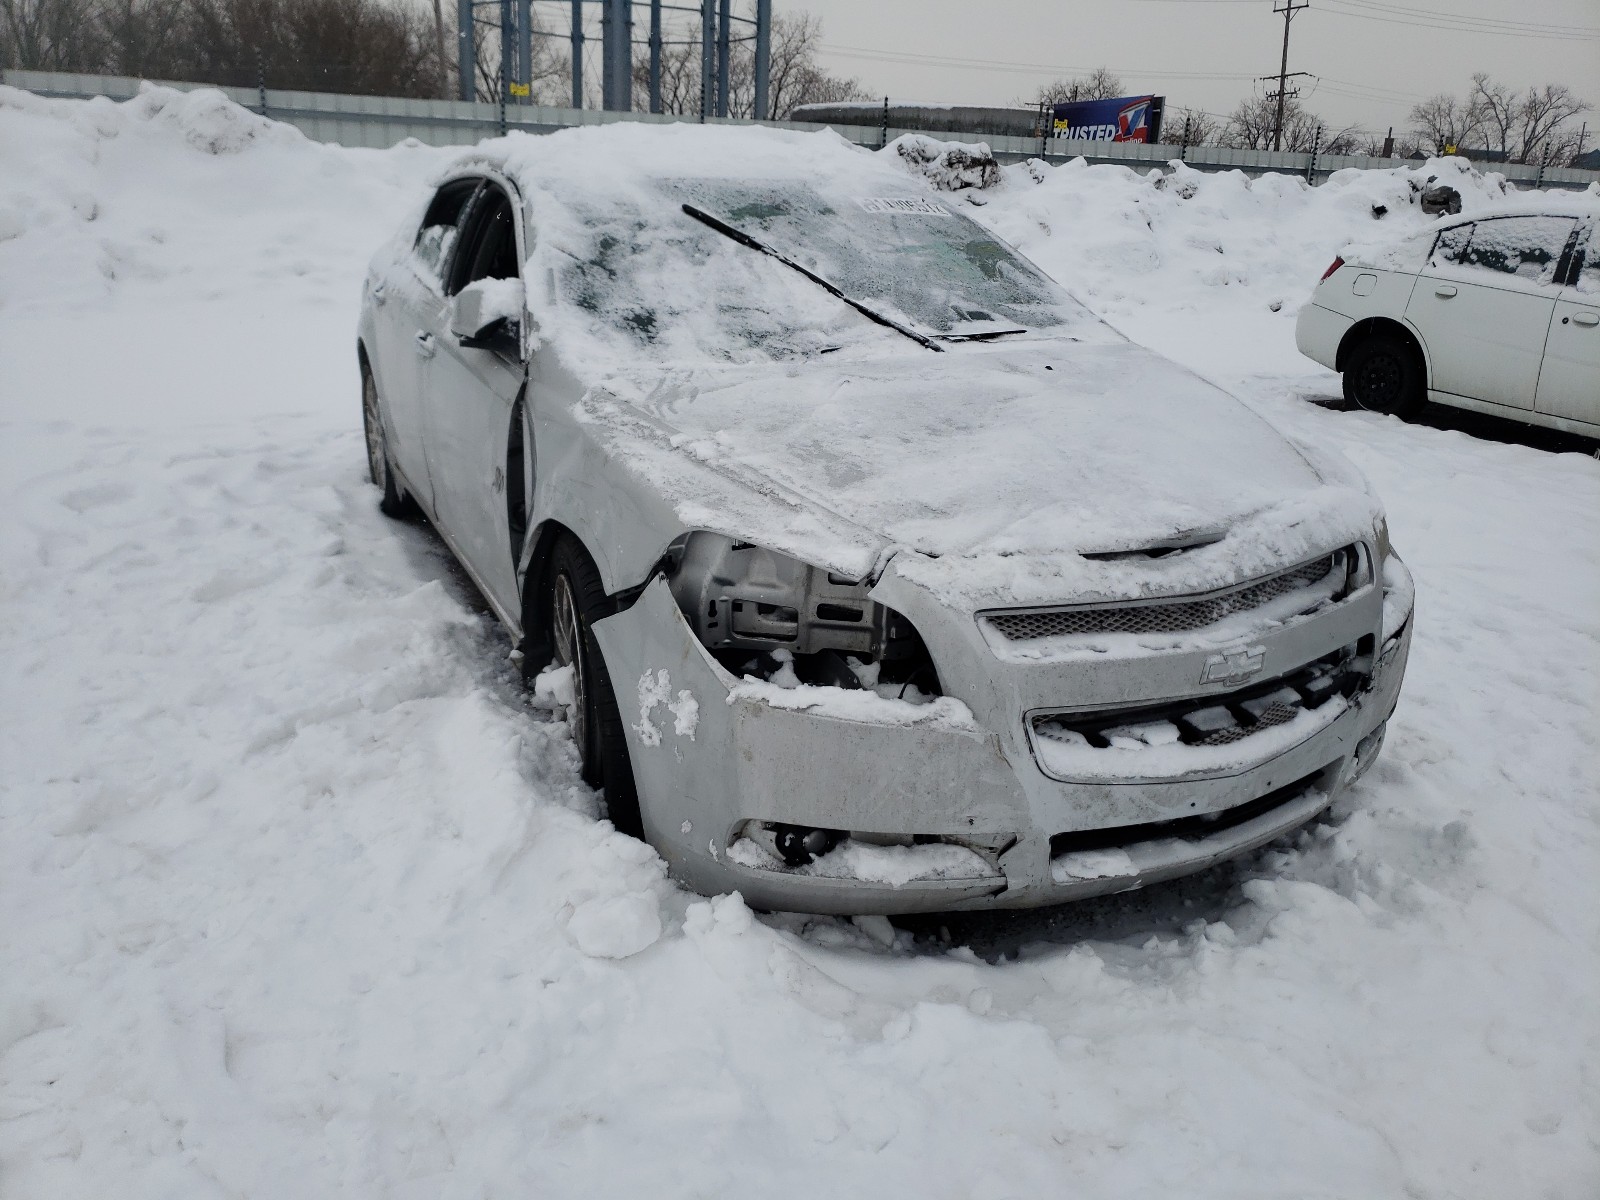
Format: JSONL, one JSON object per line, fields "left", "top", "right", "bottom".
{"left": 857, "top": 197, "right": 950, "bottom": 216}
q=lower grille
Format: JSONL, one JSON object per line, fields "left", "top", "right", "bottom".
{"left": 985, "top": 549, "right": 1351, "bottom": 643}
{"left": 1032, "top": 643, "right": 1369, "bottom": 754}
{"left": 1049, "top": 769, "right": 1327, "bottom": 857}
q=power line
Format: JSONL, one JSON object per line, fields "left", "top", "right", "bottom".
{"left": 819, "top": 42, "right": 1258, "bottom": 83}
{"left": 1322, "top": 0, "right": 1600, "bottom": 36}
{"left": 1318, "top": 0, "right": 1600, "bottom": 41}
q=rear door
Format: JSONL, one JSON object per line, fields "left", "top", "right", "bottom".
{"left": 1406, "top": 215, "right": 1577, "bottom": 409}
{"left": 371, "top": 178, "right": 480, "bottom": 508}
{"left": 1535, "top": 224, "right": 1600, "bottom": 429}
{"left": 418, "top": 179, "right": 526, "bottom": 621}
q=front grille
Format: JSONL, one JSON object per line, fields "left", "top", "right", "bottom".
{"left": 1031, "top": 643, "right": 1368, "bottom": 754}
{"left": 986, "top": 551, "right": 1347, "bottom": 643}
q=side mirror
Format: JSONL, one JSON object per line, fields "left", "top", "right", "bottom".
{"left": 451, "top": 278, "right": 528, "bottom": 358}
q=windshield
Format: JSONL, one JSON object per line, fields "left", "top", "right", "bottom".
{"left": 550, "top": 176, "right": 1089, "bottom": 362}
{"left": 676, "top": 179, "right": 1074, "bottom": 340}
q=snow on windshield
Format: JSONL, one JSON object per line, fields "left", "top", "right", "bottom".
{"left": 551, "top": 189, "right": 881, "bottom": 362}
{"left": 674, "top": 179, "right": 1080, "bottom": 338}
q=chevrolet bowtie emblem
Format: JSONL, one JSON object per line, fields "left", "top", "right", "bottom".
{"left": 1201, "top": 645, "right": 1266, "bottom": 686}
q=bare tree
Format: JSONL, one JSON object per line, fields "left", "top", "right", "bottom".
{"left": 1222, "top": 93, "right": 1358, "bottom": 154}
{"left": 1167, "top": 105, "right": 1220, "bottom": 147}
{"left": 1408, "top": 92, "right": 1484, "bottom": 156}
{"left": 176, "top": 0, "right": 441, "bottom": 96}
{"left": 1511, "top": 82, "right": 1590, "bottom": 163}
{"left": 1, "top": 0, "right": 106, "bottom": 70}
{"left": 1468, "top": 73, "right": 1591, "bottom": 163}
{"left": 1026, "top": 67, "right": 1124, "bottom": 107}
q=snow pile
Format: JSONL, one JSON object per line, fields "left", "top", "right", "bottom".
{"left": 2, "top": 86, "right": 1598, "bottom": 1199}
{"left": 972, "top": 151, "right": 1579, "bottom": 384}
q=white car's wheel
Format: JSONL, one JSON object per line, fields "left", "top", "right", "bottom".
{"left": 1343, "top": 333, "right": 1424, "bottom": 419}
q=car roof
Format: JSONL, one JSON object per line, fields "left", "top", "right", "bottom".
{"left": 432, "top": 121, "right": 907, "bottom": 206}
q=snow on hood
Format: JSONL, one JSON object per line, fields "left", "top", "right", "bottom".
{"left": 580, "top": 338, "right": 1374, "bottom": 606}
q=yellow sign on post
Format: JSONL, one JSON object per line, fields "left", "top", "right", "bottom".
{"left": 1444, "top": 143, "right": 1457, "bottom": 155}
{"left": 509, "top": 82, "right": 530, "bottom": 99}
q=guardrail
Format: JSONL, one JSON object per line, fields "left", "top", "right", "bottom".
{"left": 5, "top": 68, "right": 1598, "bottom": 189}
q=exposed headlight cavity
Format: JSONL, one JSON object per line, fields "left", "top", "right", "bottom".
{"left": 666, "top": 532, "right": 940, "bottom": 694}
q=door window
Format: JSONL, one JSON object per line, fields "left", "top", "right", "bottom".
{"left": 1435, "top": 215, "right": 1577, "bottom": 287}
{"left": 1430, "top": 222, "right": 1473, "bottom": 267}
{"left": 413, "top": 180, "right": 479, "bottom": 283}
{"left": 1573, "top": 234, "right": 1599, "bottom": 296}
{"left": 446, "top": 184, "right": 522, "bottom": 296}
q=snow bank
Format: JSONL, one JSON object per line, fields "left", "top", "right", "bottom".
{"left": 2, "top": 87, "right": 1598, "bottom": 1200}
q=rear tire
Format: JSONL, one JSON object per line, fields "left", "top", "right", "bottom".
{"left": 362, "top": 369, "right": 412, "bottom": 517}
{"left": 548, "top": 536, "right": 642, "bottom": 838}
{"left": 1343, "top": 333, "right": 1424, "bottom": 418}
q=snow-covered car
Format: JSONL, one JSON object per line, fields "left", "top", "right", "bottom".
{"left": 356, "top": 125, "right": 1413, "bottom": 915}
{"left": 1296, "top": 200, "right": 1600, "bottom": 436}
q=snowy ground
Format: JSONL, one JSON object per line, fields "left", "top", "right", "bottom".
{"left": 3, "top": 86, "right": 1598, "bottom": 1199}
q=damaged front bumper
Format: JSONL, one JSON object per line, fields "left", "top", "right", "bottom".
{"left": 593, "top": 562, "right": 1412, "bottom": 916}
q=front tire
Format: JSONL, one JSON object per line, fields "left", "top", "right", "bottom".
{"left": 1343, "top": 333, "right": 1424, "bottom": 418}
{"left": 362, "top": 369, "right": 411, "bottom": 517}
{"left": 548, "top": 536, "right": 642, "bottom": 838}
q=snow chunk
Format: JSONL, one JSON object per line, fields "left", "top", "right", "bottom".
{"left": 567, "top": 894, "right": 662, "bottom": 958}
{"left": 534, "top": 662, "right": 576, "bottom": 708}
{"left": 887, "top": 134, "right": 1001, "bottom": 191}
{"left": 728, "top": 836, "right": 995, "bottom": 886}
{"left": 728, "top": 678, "right": 978, "bottom": 730}
{"left": 668, "top": 688, "right": 699, "bottom": 739}
{"left": 1051, "top": 848, "right": 1137, "bottom": 883}
{"left": 635, "top": 670, "right": 696, "bottom": 743}
{"left": 634, "top": 668, "right": 670, "bottom": 746}
{"left": 466, "top": 276, "right": 524, "bottom": 324}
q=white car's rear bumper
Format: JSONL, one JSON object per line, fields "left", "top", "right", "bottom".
{"left": 1296, "top": 301, "right": 1354, "bottom": 372}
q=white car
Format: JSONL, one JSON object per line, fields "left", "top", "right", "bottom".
{"left": 357, "top": 125, "right": 1412, "bottom": 914}
{"left": 1297, "top": 201, "right": 1599, "bottom": 436}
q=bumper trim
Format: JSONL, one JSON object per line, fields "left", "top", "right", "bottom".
{"left": 1049, "top": 768, "right": 1324, "bottom": 857}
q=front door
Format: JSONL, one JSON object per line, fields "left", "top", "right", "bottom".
{"left": 1536, "top": 229, "right": 1600, "bottom": 429}
{"left": 1406, "top": 215, "right": 1576, "bottom": 410}
{"left": 419, "top": 181, "right": 526, "bottom": 621}
{"left": 373, "top": 179, "right": 480, "bottom": 508}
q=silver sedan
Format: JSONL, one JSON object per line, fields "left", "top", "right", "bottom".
{"left": 356, "top": 126, "right": 1413, "bottom": 914}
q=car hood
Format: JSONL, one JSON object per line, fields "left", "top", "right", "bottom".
{"left": 580, "top": 338, "right": 1376, "bottom": 607}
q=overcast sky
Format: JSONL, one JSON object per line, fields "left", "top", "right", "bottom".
{"left": 797, "top": 0, "right": 1600, "bottom": 137}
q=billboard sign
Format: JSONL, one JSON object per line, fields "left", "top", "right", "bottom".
{"left": 1052, "top": 95, "right": 1165, "bottom": 143}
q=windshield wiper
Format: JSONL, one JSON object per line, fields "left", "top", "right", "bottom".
{"left": 682, "top": 203, "right": 943, "bottom": 353}
{"left": 940, "top": 326, "right": 1029, "bottom": 343}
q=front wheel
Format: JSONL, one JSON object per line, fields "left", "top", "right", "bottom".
{"left": 548, "top": 536, "right": 642, "bottom": 838}
{"left": 362, "top": 370, "right": 411, "bottom": 517}
{"left": 1343, "top": 334, "right": 1424, "bottom": 418}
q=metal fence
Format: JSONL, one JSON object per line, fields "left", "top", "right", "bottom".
{"left": 5, "top": 68, "right": 1598, "bottom": 189}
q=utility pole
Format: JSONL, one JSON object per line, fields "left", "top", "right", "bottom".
{"left": 1268, "top": 0, "right": 1309, "bottom": 152}
{"left": 432, "top": 0, "right": 448, "bottom": 100}
{"left": 752, "top": 0, "right": 771, "bottom": 120}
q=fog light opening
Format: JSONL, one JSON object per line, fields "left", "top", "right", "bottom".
{"left": 769, "top": 823, "right": 843, "bottom": 867}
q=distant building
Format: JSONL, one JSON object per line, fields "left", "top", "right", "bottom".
{"left": 790, "top": 102, "right": 1045, "bottom": 140}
